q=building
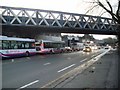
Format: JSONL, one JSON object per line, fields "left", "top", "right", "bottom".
{"left": 35, "top": 33, "right": 62, "bottom": 41}
{"left": 62, "top": 35, "right": 82, "bottom": 47}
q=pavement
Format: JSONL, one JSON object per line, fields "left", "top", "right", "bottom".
{"left": 54, "top": 50, "right": 118, "bottom": 89}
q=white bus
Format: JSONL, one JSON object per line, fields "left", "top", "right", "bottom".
{"left": 0, "top": 36, "right": 36, "bottom": 59}
{"left": 35, "top": 40, "right": 65, "bottom": 54}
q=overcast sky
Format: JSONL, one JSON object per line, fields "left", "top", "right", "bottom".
{"left": 1, "top": 0, "right": 117, "bottom": 40}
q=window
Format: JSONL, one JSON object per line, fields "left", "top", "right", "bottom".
{"left": 24, "top": 43, "right": 30, "bottom": 48}
{"left": 2, "top": 40, "right": 35, "bottom": 49}
{"left": 11, "top": 41, "right": 18, "bottom": 49}
{"left": 24, "top": 42, "right": 35, "bottom": 49}
{"left": 0, "top": 40, "right": 2, "bottom": 49}
{"left": 2, "top": 40, "right": 11, "bottom": 49}
{"left": 29, "top": 42, "right": 35, "bottom": 49}
{"left": 17, "top": 41, "right": 25, "bottom": 49}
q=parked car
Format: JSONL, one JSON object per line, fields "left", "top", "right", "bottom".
{"left": 104, "top": 45, "right": 110, "bottom": 49}
{"left": 64, "top": 47, "right": 73, "bottom": 52}
{"left": 104, "top": 46, "right": 109, "bottom": 49}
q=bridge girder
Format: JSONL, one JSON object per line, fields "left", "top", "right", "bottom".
{"left": 0, "top": 6, "right": 118, "bottom": 37}
{"left": 2, "top": 25, "right": 117, "bottom": 38}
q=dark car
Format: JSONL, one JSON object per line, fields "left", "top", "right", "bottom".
{"left": 104, "top": 46, "right": 109, "bottom": 49}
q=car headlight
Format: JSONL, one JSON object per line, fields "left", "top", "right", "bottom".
{"left": 87, "top": 49, "right": 90, "bottom": 51}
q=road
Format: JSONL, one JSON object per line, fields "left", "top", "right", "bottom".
{"left": 2, "top": 49, "right": 109, "bottom": 89}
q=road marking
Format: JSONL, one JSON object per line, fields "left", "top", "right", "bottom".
{"left": 92, "top": 67, "right": 95, "bottom": 69}
{"left": 26, "top": 57, "right": 31, "bottom": 59}
{"left": 92, "top": 49, "right": 110, "bottom": 62}
{"left": 44, "top": 63, "right": 51, "bottom": 65}
{"left": 91, "top": 55, "right": 96, "bottom": 58}
{"left": 80, "top": 58, "right": 87, "bottom": 62}
{"left": 58, "top": 64, "right": 75, "bottom": 73}
{"left": 67, "top": 57, "right": 71, "bottom": 60}
{"left": 17, "top": 80, "right": 39, "bottom": 90}
{"left": 11, "top": 59, "right": 14, "bottom": 62}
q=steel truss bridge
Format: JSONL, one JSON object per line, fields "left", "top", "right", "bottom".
{"left": 0, "top": 6, "right": 118, "bottom": 35}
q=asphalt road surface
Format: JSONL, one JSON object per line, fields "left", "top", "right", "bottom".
{"left": 2, "top": 49, "right": 108, "bottom": 89}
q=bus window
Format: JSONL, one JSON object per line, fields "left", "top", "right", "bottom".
{"left": 44, "top": 42, "right": 52, "bottom": 48}
{"left": 21, "top": 43, "right": 25, "bottom": 48}
{"left": 17, "top": 41, "right": 24, "bottom": 49}
{"left": 29, "top": 42, "right": 35, "bottom": 49}
{"left": 32, "top": 43, "right": 35, "bottom": 47}
{"left": 2, "top": 40, "right": 11, "bottom": 49}
{"left": 0, "top": 40, "right": 2, "bottom": 49}
{"left": 24, "top": 42, "right": 30, "bottom": 49}
{"left": 11, "top": 41, "right": 18, "bottom": 49}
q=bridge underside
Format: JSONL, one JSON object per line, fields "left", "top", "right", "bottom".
{"left": 2, "top": 25, "right": 117, "bottom": 38}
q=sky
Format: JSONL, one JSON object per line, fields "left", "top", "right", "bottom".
{"left": 1, "top": 0, "right": 117, "bottom": 40}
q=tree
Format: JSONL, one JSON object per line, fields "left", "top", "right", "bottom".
{"left": 86, "top": 0, "right": 120, "bottom": 23}
{"left": 86, "top": 0, "right": 120, "bottom": 51}
{"left": 97, "top": 0, "right": 119, "bottom": 23}
{"left": 103, "top": 37, "right": 117, "bottom": 46}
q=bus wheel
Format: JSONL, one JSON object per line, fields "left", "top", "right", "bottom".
{"left": 50, "top": 50, "right": 53, "bottom": 54}
{"left": 26, "top": 51, "right": 30, "bottom": 57}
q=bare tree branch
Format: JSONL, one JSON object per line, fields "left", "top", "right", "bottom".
{"left": 85, "top": 0, "right": 120, "bottom": 24}
{"left": 116, "top": 1, "right": 120, "bottom": 18}
{"left": 85, "top": 0, "right": 120, "bottom": 50}
{"left": 106, "top": 0, "right": 113, "bottom": 12}
{"left": 85, "top": 4, "right": 98, "bottom": 14}
{"left": 99, "top": 10, "right": 107, "bottom": 16}
{"left": 97, "top": 0, "right": 119, "bottom": 22}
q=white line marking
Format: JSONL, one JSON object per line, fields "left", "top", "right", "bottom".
{"left": 26, "top": 57, "right": 31, "bottom": 60}
{"left": 11, "top": 59, "right": 14, "bottom": 62}
{"left": 92, "top": 49, "right": 110, "bottom": 61}
{"left": 67, "top": 57, "right": 71, "bottom": 60}
{"left": 91, "top": 55, "right": 96, "bottom": 58}
{"left": 17, "top": 80, "right": 39, "bottom": 90}
{"left": 92, "top": 67, "right": 95, "bottom": 69}
{"left": 58, "top": 64, "right": 75, "bottom": 73}
{"left": 80, "top": 58, "right": 87, "bottom": 62}
{"left": 44, "top": 63, "right": 50, "bottom": 65}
